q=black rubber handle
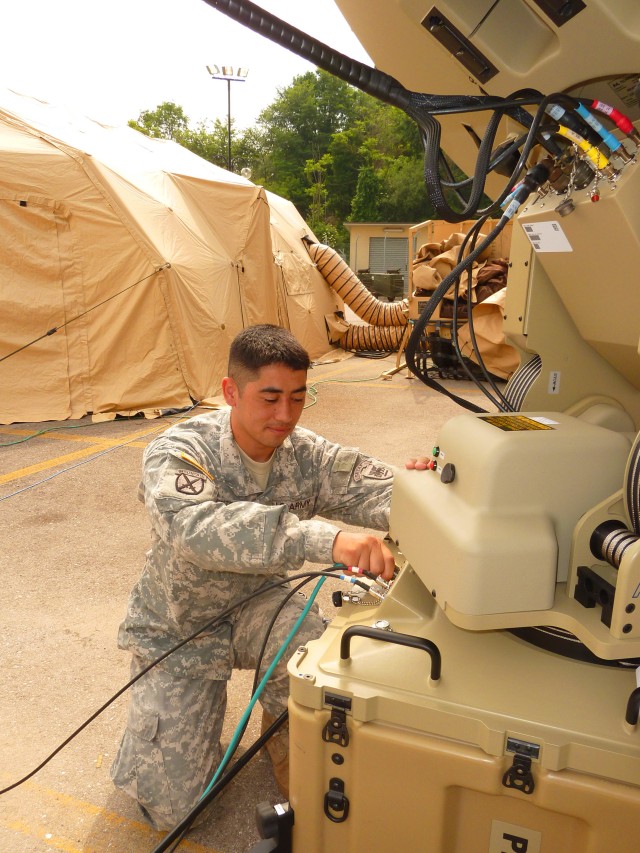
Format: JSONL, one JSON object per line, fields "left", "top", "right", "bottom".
{"left": 625, "top": 686, "right": 640, "bottom": 725}
{"left": 340, "top": 625, "right": 441, "bottom": 681}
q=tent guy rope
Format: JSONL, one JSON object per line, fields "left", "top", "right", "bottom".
{"left": 0, "top": 263, "right": 171, "bottom": 365}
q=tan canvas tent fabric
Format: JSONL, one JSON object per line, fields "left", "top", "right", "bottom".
{"left": 0, "top": 90, "right": 339, "bottom": 424}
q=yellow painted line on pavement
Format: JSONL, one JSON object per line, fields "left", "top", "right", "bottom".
{"left": 0, "top": 423, "right": 166, "bottom": 486}
{"left": 0, "top": 426, "right": 148, "bottom": 447}
{"left": 0, "top": 444, "right": 120, "bottom": 486}
{"left": 0, "top": 779, "right": 221, "bottom": 852}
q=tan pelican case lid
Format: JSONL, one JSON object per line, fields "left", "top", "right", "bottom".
{"left": 288, "top": 560, "right": 640, "bottom": 788}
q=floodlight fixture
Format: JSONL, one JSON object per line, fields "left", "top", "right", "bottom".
{"left": 206, "top": 64, "right": 250, "bottom": 170}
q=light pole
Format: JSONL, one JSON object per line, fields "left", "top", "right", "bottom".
{"left": 206, "top": 65, "right": 249, "bottom": 172}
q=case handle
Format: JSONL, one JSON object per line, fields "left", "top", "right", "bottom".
{"left": 625, "top": 686, "right": 640, "bottom": 725}
{"left": 339, "top": 625, "right": 441, "bottom": 681}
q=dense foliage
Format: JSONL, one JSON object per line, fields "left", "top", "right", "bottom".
{"left": 129, "top": 70, "right": 463, "bottom": 253}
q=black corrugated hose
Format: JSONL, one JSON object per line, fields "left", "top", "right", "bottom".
{"left": 202, "top": 0, "right": 567, "bottom": 403}
{"left": 201, "top": 0, "right": 550, "bottom": 222}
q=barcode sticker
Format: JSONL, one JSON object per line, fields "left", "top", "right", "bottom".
{"left": 522, "top": 221, "right": 572, "bottom": 253}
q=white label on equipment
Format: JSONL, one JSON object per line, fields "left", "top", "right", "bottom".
{"left": 547, "top": 371, "right": 561, "bottom": 394}
{"left": 608, "top": 76, "right": 640, "bottom": 108}
{"left": 531, "top": 416, "right": 559, "bottom": 425}
{"left": 522, "top": 221, "right": 572, "bottom": 253}
{"left": 489, "top": 820, "right": 542, "bottom": 852}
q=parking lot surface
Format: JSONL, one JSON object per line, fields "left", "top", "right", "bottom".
{"left": 0, "top": 352, "right": 486, "bottom": 852}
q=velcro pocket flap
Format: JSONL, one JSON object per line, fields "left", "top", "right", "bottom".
{"left": 128, "top": 706, "right": 160, "bottom": 742}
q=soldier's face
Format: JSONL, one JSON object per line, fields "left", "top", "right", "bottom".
{"left": 222, "top": 363, "right": 308, "bottom": 462}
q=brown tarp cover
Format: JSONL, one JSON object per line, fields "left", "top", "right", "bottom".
{"left": 0, "top": 90, "right": 339, "bottom": 424}
{"left": 412, "top": 232, "right": 518, "bottom": 379}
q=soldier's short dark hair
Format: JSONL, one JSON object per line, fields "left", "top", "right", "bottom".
{"left": 228, "top": 324, "right": 310, "bottom": 385}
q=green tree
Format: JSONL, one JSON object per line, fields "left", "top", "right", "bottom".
{"left": 181, "top": 119, "right": 230, "bottom": 167}
{"left": 380, "top": 157, "right": 436, "bottom": 222}
{"left": 233, "top": 126, "right": 268, "bottom": 178}
{"left": 325, "top": 124, "right": 367, "bottom": 223}
{"left": 129, "top": 102, "right": 189, "bottom": 140}
{"left": 128, "top": 73, "right": 449, "bottom": 248}
{"left": 255, "top": 70, "right": 363, "bottom": 215}
{"left": 349, "top": 163, "right": 383, "bottom": 221}
{"left": 304, "top": 152, "right": 332, "bottom": 228}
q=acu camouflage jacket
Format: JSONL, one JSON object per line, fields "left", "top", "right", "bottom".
{"left": 117, "top": 408, "right": 394, "bottom": 679}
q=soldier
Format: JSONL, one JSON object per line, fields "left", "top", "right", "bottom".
{"left": 111, "top": 324, "right": 395, "bottom": 831}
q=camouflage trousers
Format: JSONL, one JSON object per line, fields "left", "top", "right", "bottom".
{"left": 110, "top": 584, "right": 324, "bottom": 831}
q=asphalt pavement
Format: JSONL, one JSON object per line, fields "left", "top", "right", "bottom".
{"left": 0, "top": 350, "right": 489, "bottom": 853}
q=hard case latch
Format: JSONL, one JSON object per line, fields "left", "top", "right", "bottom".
{"left": 323, "top": 777, "right": 350, "bottom": 823}
{"left": 502, "top": 753, "right": 535, "bottom": 794}
{"left": 322, "top": 706, "right": 350, "bottom": 747}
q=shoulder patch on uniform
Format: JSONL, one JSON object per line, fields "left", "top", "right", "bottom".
{"left": 353, "top": 460, "right": 393, "bottom": 482}
{"left": 154, "top": 459, "right": 216, "bottom": 503}
{"left": 175, "top": 469, "right": 208, "bottom": 495}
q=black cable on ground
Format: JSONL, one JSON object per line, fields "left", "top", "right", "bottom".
{"left": 0, "top": 569, "right": 339, "bottom": 798}
{"left": 0, "top": 403, "right": 201, "bottom": 505}
{"left": 354, "top": 350, "right": 393, "bottom": 359}
{"left": 0, "top": 405, "right": 199, "bottom": 448}
{"left": 156, "top": 574, "right": 328, "bottom": 851}
{"left": 150, "top": 710, "right": 288, "bottom": 853}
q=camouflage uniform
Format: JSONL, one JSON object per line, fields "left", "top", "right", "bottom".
{"left": 111, "top": 408, "right": 393, "bottom": 830}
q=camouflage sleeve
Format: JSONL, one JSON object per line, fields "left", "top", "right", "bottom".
{"left": 141, "top": 443, "right": 339, "bottom": 573}
{"left": 312, "top": 438, "right": 395, "bottom": 531}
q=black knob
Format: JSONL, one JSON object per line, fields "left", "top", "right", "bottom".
{"left": 440, "top": 463, "right": 456, "bottom": 484}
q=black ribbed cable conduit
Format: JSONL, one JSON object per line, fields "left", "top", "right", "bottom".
{"left": 202, "top": 1, "right": 590, "bottom": 402}
{"left": 202, "top": 0, "right": 411, "bottom": 109}
{"left": 626, "top": 438, "right": 640, "bottom": 533}
{"left": 201, "top": 0, "right": 553, "bottom": 222}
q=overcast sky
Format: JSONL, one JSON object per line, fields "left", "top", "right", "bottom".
{"left": 1, "top": 0, "right": 371, "bottom": 130}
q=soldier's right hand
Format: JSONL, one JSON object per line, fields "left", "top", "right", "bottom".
{"left": 332, "top": 531, "right": 395, "bottom": 581}
{"left": 405, "top": 457, "right": 431, "bottom": 470}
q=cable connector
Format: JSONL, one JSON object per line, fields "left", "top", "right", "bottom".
{"left": 363, "top": 585, "right": 385, "bottom": 601}
{"left": 338, "top": 564, "right": 392, "bottom": 589}
{"left": 338, "top": 574, "right": 386, "bottom": 600}
{"left": 363, "top": 569, "right": 391, "bottom": 589}
{"left": 502, "top": 159, "right": 551, "bottom": 220}
{"left": 355, "top": 576, "right": 386, "bottom": 600}
{"left": 512, "top": 160, "right": 551, "bottom": 204}
{"left": 338, "top": 573, "right": 366, "bottom": 588}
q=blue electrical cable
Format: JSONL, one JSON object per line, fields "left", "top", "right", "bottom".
{"left": 199, "top": 575, "right": 327, "bottom": 800}
{"left": 574, "top": 103, "right": 623, "bottom": 153}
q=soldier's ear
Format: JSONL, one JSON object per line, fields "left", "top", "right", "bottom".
{"left": 222, "top": 376, "right": 239, "bottom": 407}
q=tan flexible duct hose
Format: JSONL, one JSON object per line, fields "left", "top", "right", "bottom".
{"left": 339, "top": 324, "right": 408, "bottom": 352}
{"left": 304, "top": 239, "right": 408, "bottom": 327}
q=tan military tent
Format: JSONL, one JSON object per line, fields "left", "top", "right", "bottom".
{"left": 0, "top": 90, "right": 339, "bottom": 424}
